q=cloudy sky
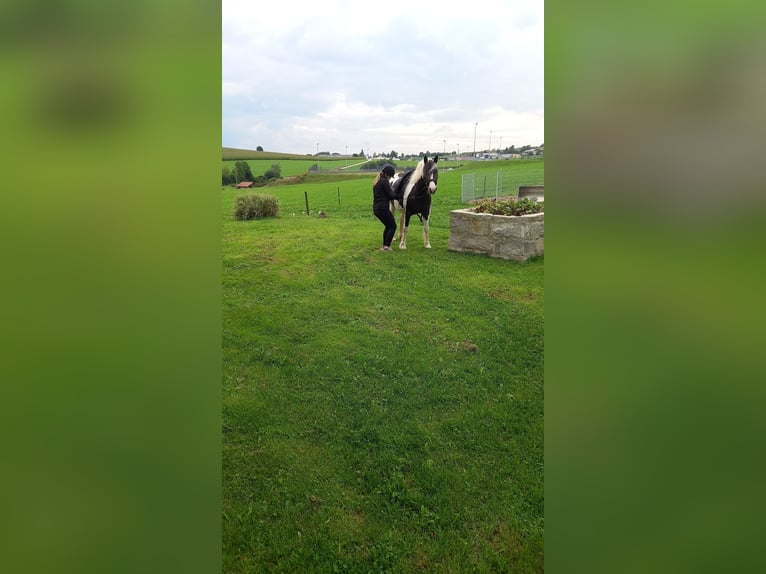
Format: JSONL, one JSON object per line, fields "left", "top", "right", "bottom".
{"left": 222, "top": 0, "right": 543, "bottom": 156}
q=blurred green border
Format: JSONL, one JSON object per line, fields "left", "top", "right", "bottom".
{"left": 547, "top": 2, "right": 766, "bottom": 572}
{"left": 1, "top": 3, "right": 221, "bottom": 573}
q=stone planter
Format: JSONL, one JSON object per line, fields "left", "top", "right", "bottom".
{"left": 448, "top": 208, "right": 544, "bottom": 261}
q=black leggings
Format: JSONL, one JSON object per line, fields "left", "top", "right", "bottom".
{"left": 374, "top": 207, "right": 397, "bottom": 247}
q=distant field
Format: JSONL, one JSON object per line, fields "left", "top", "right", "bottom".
{"left": 223, "top": 147, "right": 328, "bottom": 161}
{"left": 222, "top": 147, "right": 544, "bottom": 190}
{"left": 223, "top": 148, "right": 410, "bottom": 178}
{"left": 223, "top": 158, "right": 370, "bottom": 178}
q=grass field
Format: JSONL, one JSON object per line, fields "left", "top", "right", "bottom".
{"left": 223, "top": 156, "right": 544, "bottom": 192}
{"left": 223, "top": 147, "right": 372, "bottom": 177}
{"left": 223, "top": 158, "right": 361, "bottom": 178}
{"left": 224, "top": 147, "right": 325, "bottom": 160}
{"left": 222, "top": 158, "right": 544, "bottom": 572}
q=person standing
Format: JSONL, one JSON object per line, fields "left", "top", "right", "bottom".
{"left": 372, "top": 164, "right": 397, "bottom": 251}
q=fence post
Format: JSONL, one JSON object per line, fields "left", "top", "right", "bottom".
{"left": 304, "top": 191, "right": 310, "bottom": 215}
{"left": 338, "top": 187, "right": 341, "bottom": 207}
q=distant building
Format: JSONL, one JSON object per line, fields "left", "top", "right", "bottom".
{"left": 236, "top": 181, "right": 254, "bottom": 188}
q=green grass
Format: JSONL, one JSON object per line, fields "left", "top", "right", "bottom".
{"left": 224, "top": 147, "right": 328, "bottom": 160}
{"left": 223, "top": 158, "right": 359, "bottom": 178}
{"left": 223, "top": 147, "right": 545, "bottom": 185}
{"left": 222, "top": 161, "right": 544, "bottom": 572}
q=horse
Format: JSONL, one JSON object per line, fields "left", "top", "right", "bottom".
{"left": 389, "top": 155, "right": 439, "bottom": 249}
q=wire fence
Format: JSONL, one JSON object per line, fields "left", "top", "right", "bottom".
{"left": 461, "top": 167, "right": 545, "bottom": 203}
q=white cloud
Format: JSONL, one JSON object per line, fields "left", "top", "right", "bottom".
{"left": 222, "top": 0, "right": 543, "bottom": 155}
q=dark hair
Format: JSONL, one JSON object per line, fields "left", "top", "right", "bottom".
{"left": 381, "top": 164, "right": 395, "bottom": 178}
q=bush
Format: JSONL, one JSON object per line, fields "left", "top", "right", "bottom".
{"left": 263, "top": 163, "right": 281, "bottom": 180}
{"left": 472, "top": 197, "right": 544, "bottom": 216}
{"left": 233, "top": 193, "right": 280, "bottom": 220}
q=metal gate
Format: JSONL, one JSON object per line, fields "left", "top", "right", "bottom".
{"left": 461, "top": 167, "right": 544, "bottom": 203}
{"left": 461, "top": 173, "right": 475, "bottom": 203}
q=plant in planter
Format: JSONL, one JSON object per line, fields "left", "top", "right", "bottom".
{"left": 449, "top": 197, "right": 544, "bottom": 261}
{"left": 472, "top": 197, "right": 544, "bottom": 216}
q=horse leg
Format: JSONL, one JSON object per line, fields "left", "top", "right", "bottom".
{"left": 423, "top": 217, "right": 431, "bottom": 248}
{"left": 389, "top": 201, "right": 399, "bottom": 240}
{"left": 399, "top": 212, "right": 410, "bottom": 250}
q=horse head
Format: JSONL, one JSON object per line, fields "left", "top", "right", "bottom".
{"left": 391, "top": 155, "right": 440, "bottom": 206}
{"left": 422, "top": 154, "right": 439, "bottom": 195}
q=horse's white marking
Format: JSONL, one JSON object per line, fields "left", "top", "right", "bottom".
{"left": 402, "top": 160, "right": 426, "bottom": 204}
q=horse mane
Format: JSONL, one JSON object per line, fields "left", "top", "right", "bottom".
{"left": 410, "top": 158, "right": 426, "bottom": 185}
{"left": 403, "top": 158, "right": 427, "bottom": 201}
{"left": 413, "top": 155, "right": 438, "bottom": 183}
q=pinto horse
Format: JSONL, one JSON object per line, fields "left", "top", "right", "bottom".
{"left": 389, "top": 155, "right": 439, "bottom": 249}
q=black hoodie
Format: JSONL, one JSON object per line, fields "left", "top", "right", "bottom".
{"left": 372, "top": 176, "right": 396, "bottom": 210}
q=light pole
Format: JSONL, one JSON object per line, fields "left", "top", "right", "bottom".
{"left": 443, "top": 139, "right": 446, "bottom": 157}
{"left": 457, "top": 143, "right": 460, "bottom": 158}
{"left": 489, "top": 130, "right": 492, "bottom": 153}
{"left": 499, "top": 136, "right": 503, "bottom": 153}
{"left": 473, "top": 123, "right": 478, "bottom": 158}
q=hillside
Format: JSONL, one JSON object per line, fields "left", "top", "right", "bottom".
{"left": 223, "top": 147, "right": 352, "bottom": 161}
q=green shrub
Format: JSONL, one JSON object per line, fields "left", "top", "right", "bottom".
{"left": 233, "top": 193, "right": 280, "bottom": 220}
{"left": 473, "top": 197, "right": 544, "bottom": 216}
{"left": 263, "top": 163, "right": 281, "bottom": 180}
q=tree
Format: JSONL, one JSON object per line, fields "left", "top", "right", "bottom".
{"left": 256, "top": 146, "right": 263, "bottom": 152}
{"left": 234, "top": 160, "right": 254, "bottom": 182}
{"left": 222, "top": 165, "right": 235, "bottom": 186}
{"left": 263, "top": 163, "right": 281, "bottom": 180}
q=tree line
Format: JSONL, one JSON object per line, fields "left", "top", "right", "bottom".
{"left": 222, "top": 160, "right": 281, "bottom": 186}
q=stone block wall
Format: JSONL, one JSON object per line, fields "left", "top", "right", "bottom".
{"left": 448, "top": 209, "right": 544, "bottom": 261}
